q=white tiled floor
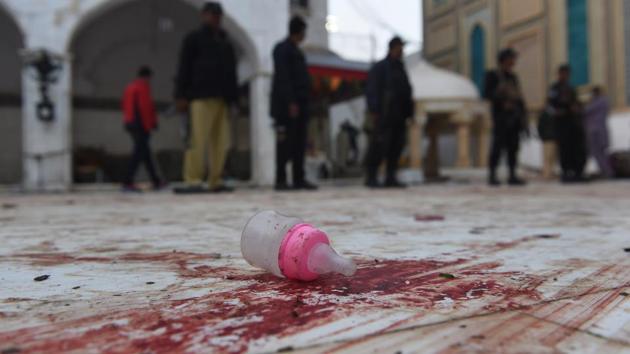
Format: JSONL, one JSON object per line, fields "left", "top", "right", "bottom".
{"left": 0, "top": 180, "right": 629, "bottom": 353}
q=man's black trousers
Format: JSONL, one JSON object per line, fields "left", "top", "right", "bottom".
{"left": 556, "top": 118, "right": 587, "bottom": 178}
{"left": 275, "top": 116, "right": 308, "bottom": 185}
{"left": 125, "top": 126, "right": 160, "bottom": 186}
{"left": 366, "top": 120, "right": 406, "bottom": 182}
{"left": 489, "top": 124, "right": 521, "bottom": 177}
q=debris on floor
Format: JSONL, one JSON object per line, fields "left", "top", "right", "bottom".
{"left": 414, "top": 214, "right": 445, "bottom": 222}
{"left": 33, "top": 275, "right": 50, "bottom": 282}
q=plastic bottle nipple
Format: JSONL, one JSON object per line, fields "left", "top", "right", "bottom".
{"left": 278, "top": 223, "right": 356, "bottom": 281}
{"left": 307, "top": 243, "right": 357, "bottom": 277}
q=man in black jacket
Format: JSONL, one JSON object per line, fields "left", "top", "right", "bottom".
{"left": 270, "top": 16, "right": 317, "bottom": 191}
{"left": 365, "top": 36, "right": 413, "bottom": 188}
{"left": 548, "top": 65, "right": 587, "bottom": 183}
{"left": 174, "top": 2, "right": 237, "bottom": 193}
{"left": 484, "top": 48, "right": 527, "bottom": 186}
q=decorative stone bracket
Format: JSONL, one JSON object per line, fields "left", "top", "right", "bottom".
{"left": 21, "top": 49, "right": 64, "bottom": 122}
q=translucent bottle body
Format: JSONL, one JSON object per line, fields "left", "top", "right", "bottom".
{"left": 241, "top": 210, "right": 301, "bottom": 277}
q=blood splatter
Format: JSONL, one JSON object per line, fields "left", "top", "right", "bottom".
{"left": 414, "top": 214, "right": 445, "bottom": 222}
{"left": 1, "top": 255, "right": 544, "bottom": 354}
{"left": 10, "top": 251, "right": 217, "bottom": 267}
{"left": 480, "top": 234, "right": 562, "bottom": 253}
{"left": 535, "top": 234, "right": 560, "bottom": 239}
{"left": 12, "top": 253, "right": 113, "bottom": 267}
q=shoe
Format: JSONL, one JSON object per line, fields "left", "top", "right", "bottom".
{"left": 561, "top": 173, "right": 586, "bottom": 184}
{"left": 294, "top": 181, "right": 318, "bottom": 191}
{"left": 152, "top": 181, "right": 169, "bottom": 191}
{"left": 274, "top": 182, "right": 292, "bottom": 191}
{"left": 488, "top": 177, "right": 501, "bottom": 187}
{"left": 122, "top": 184, "right": 143, "bottom": 193}
{"left": 384, "top": 179, "right": 407, "bottom": 188}
{"left": 365, "top": 179, "right": 380, "bottom": 189}
{"left": 561, "top": 173, "right": 572, "bottom": 183}
{"left": 508, "top": 177, "right": 527, "bottom": 186}
{"left": 173, "top": 185, "right": 210, "bottom": 194}
{"left": 210, "top": 185, "right": 235, "bottom": 193}
{"left": 573, "top": 174, "right": 589, "bottom": 183}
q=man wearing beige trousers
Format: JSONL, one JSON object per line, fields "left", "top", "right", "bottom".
{"left": 174, "top": 2, "right": 237, "bottom": 193}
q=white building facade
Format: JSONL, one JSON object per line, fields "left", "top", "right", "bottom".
{"left": 0, "top": 0, "right": 327, "bottom": 190}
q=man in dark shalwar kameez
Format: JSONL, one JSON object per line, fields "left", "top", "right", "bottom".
{"left": 484, "top": 48, "right": 528, "bottom": 186}
{"left": 548, "top": 65, "right": 587, "bottom": 183}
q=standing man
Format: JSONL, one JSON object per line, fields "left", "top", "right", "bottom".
{"left": 174, "top": 2, "right": 237, "bottom": 193}
{"left": 270, "top": 16, "right": 317, "bottom": 191}
{"left": 538, "top": 103, "right": 557, "bottom": 180}
{"left": 121, "top": 66, "right": 164, "bottom": 192}
{"left": 584, "top": 86, "right": 612, "bottom": 178}
{"left": 548, "top": 65, "right": 587, "bottom": 183}
{"left": 364, "top": 36, "right": 413, "bottom": 188}
{"left": 484, "top": 48, "right": 527, "bottom": 186}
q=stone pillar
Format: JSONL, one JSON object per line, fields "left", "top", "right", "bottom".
{"left": 453, "top": 110, "right": 472, "bottom": 168}
{"left": 249, "top": 73, "right": 275, "bottom": 186}
{"left": 22, "top": 52, "right": 72, "bottom": 191}
{"left": 408, "top": 102, "right": 426, "bottom": 170}
{"left": 588, "top": 0, "right": 608, "bottom": 88}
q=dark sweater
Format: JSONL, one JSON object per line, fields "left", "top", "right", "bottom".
{"left": 175, "top": 25, "right": 238, "bottom": 103}
{"left": 270, "top": 38, "right": 311, "bottom": 119}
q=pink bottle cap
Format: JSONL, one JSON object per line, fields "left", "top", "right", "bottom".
{"left": 278, "top": 223, "right": 329, "bottom": 281}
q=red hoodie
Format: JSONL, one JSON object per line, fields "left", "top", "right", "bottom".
{"left": 122, "top": 79, "right": 157, "bottom": 132}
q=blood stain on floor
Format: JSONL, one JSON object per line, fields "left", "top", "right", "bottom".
{"left": 1, "top": 255, "right": 545, "bottom": 354}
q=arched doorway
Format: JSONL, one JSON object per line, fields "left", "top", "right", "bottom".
{"left": 470, "top": 24, "right": 486, "bottom": 93}
{"left": 0, "top": 4, "right": 23, "bottom": 184}
{"left": 68, "top": 0, "right": 257, "bottom": 184}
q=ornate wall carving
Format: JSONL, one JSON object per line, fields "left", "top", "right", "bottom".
{"left": 426, "top": 15, "right": 456, "bottom": 56}
{"left": 499, "top": 0, "right": 543, "bottom": 29}
{"left": 425, "top": 0, "right": 455, "bottom": 19}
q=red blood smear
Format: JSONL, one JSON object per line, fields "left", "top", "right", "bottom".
{"left": 414, "top": 214, "right": 445, "bottom": 222}
{"left": 480, "top": 234, "right": 561, "bottom": 253}
{"left": 11, "top": 253, "right": 112, "bottom": 266}
{"left": 10, "top": 251, "right": 214, "bottom": 267}
{"left": 2, "top": 257, "right": 543, "bottom": 354}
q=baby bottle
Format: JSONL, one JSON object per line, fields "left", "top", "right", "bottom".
{"left": 241, "top": 210, "right": 356, "bottom": 281}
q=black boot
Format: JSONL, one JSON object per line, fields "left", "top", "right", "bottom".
{"left": 274, "top": 181, "right": 292, "bottom": 191}
{"left": 294, "top": 180, "right": 318, "bottom": 191}
{"left": 384, "top": 175, "right": 406, "bottom": 188}
{"left": 508, "top": 169, "right": 526, "bottom": 186}
{"left": 365, "top": 178, "right": 380, "bottom": 188}
{"left": 365, "top": 170, "right": 381, "bottom": 188}
{"left": 508, "top": 176, "right": 527, "bottom": 186}
{"left": 488, "top": 170, "right": 501, "bottom": 187}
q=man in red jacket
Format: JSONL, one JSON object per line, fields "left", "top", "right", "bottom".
{"left": 121, "top": 66, "right": 164, "bottom": 192}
